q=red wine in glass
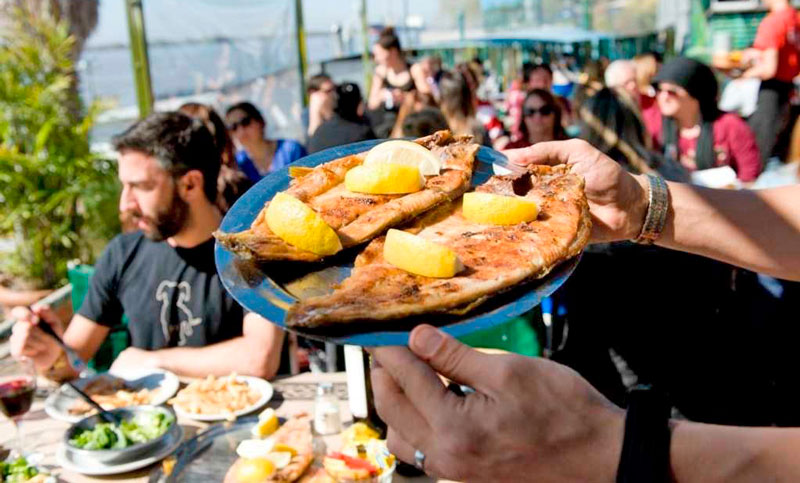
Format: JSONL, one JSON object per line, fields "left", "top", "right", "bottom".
{"left": 0, "top": 379, "right": 35, "bottom": 418}
{"left": 0, "top": 359, "right": 37, "bottom": 457}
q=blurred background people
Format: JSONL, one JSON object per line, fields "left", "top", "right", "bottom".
{"left": 305, "top": 73, "right": 337, "bottom": 138}
{"left": 400, "top": 107, "right": 449, "bottom": 138}
{"left": 604, "top": 60, "right": 639, "bottom": 102}
{"left": 308, "top": 82, "right": 375, "bottom": 154}
{"left": 742, "top": 0, "right": 800, "bottom": 163}
{"left": 649, "top": 58, "right": 761, "bottom": 182}
{"left": 366, "top": 27, "right": 416, "bottom": 138}
{"left": 178, "top": 103, "right": 252, "bottom": 213}
{"left": 504, "top": 89, "right": 567, "bottom": 149}
{"left": 225, "top": 102, "right": 307, "bottom": 183}
{"left": 437, "top": 70, "right": 488, "bottom": 145}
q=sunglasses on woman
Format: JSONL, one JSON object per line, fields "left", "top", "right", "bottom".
{"left": 228, "top": 116, "right": 253, "bottom": 131}
{"left": 523, "top": 105, "right": 554, "bottom": 117}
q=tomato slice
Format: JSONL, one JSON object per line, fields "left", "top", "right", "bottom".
{"left": 329, "top": 452, "right": 378, "bottom": 473}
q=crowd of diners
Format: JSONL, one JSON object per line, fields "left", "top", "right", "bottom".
{"left": 10, "top": 0, "right": 800, "bottom": 478}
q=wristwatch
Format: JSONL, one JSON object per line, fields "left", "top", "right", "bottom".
{"left": 632, "top": 174, "right": 670, "bottom": 245}
{"left": 616, "top": 384, "right": 672, "bottom": 483}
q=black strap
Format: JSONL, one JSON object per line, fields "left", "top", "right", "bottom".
{"left": 616, "top": 384, "right": 672, "bottom": 483}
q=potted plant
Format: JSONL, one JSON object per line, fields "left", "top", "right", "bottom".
{"left": 0, "top": 5, "right": 120, "bottom": 303}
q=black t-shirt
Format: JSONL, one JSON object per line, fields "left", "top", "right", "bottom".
{"left": 307, "top": 115, "right": 376, "bottom": 154}
{"left": 79, "top": 232, "right": 244, "bottom": 350}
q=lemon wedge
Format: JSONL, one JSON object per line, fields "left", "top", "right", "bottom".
{"left": 383, "top": 229, "right": 463, "bottom": 278}
{"left": 236, "top": 458, "right": 275, "bottom": 482}
{"left": 363, "top": 140, "right": 442, "bottom": 176}
{"left": 345, "top": 164, "right": 424, "bottom": 195}
{"left": 462, "top": 192, "right": 539, "bottom": 225}
{"left": 251, "top": 409, "right": 279, "bottom": 438}
{"left": 342, "top": 422, "right": 380, "bottom": 445}
{"left": 265, "top": 451, "right": 293, "bottom": 469}
{"left": 236, "top": 439, "right": 275, "bottom": 459}
{"left": 266, "top": 193, "right": 342, "bottom": 256}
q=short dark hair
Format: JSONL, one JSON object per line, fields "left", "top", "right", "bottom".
{"left": 308, "top": 73, "right": 333, "bottom": 94}
{"left": 402, "top": 107, "right": 449, "bottom": 138}
{"left": 523, "top": 62, "right": 552, "bottom": 82}
{"left": 225, "top": 101, "right": 266, "bottom": 126}
{"left": 112, "top": 111, "right": 220, "bottom": 202}
{"left": 377, "top": 26, "right": 401, "bottom": 51}
{"left": 335, "top": 82, "right": 363, "bottom": 121}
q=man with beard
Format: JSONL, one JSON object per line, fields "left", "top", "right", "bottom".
{"left": 10, "top": 112, "right": 286, "bottom": 380}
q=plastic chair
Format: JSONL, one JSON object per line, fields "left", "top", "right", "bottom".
{"left": 457, "top": 308, "right": 541, "bottom": 357}
{"left": 67, "top": 265, "right": 130, "bottom": 372}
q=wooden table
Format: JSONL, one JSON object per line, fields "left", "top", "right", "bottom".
{"left": 0, "top": 372, "right": 445, "bottom": 482}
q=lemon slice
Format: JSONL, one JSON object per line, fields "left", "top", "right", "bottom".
{"left": 383, "top": 229, "right": 463, "bottom": 278}
{"left": 266, "top": 193, "right": 342, "bottom": 256}
{"left": 265, "top": 451, "right": 293, "bottom": 469}
{"left": 363, "top": 140, "right": 442, "bottom": 176}
{"left": 251, "top": 409, "right": 279, "bottom": 438}
{"left": 236, "top": 458, "right": 275, "bottom": 482}
{"left": 272, "top": 443, "right": 297, "bottom": 456}
{"left": 237, "top": 439, "right": 275, "bottom": 459}
{"left": 462, "top": 192, "right": 539, "bottom": 225}
{"left": 342, "top": 422, "right": 380, "bottom": 444}
{"left": 345, "top": 164, "right": 424, "bottom": 195}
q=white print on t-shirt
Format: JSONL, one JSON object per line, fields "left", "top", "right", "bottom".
{"left": 155, "top": 281, "right": 203, "bottom": 346}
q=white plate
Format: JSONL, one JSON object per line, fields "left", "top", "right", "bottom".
{"left": 56, "top": 425, "right": 183, "bottom": 476}
{"left": 171, "top": 376, "right": 273, "bottom": 421}
{"left": 44, "top": 368, "right": 180, "bottom": 423}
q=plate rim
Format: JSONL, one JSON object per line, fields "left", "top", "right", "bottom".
{"left": 44, "top": 368, "right": 181, "bottom": 423}
{"left": 56, "top": 425, "right": 184, "bottom": 476}
{"left": 170, "top": 375, "right": 273, "bottom": 422}
{"left": 215, "top": 140, "right": 580, "bottom": 346}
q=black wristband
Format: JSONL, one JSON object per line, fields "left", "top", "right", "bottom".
{"left": 616, "top": 384, "right": 672, "bottom": 483}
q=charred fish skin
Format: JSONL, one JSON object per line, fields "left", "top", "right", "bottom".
{"left": 213, "top": 131, "right": 478, "bottom": 262}
{"left": 286, "top": 164, "right": 590, "bottom": 328}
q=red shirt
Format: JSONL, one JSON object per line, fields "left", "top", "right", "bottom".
{"left": 753, "top": 7, "right": 800, "bottom": 82}
{"left": 648, "top": 112, "right": 762, "bottom": 182}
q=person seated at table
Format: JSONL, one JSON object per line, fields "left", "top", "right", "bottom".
{"left": 10, "top": 112, "right": 287, "bottom": 380}
{"left": 307, "top": 82, "right": 375, "bottom": 154}
{"left": 501, "top": 89, "right": 568, "bottom": 149}
{"left": 647, "top": 57, "right": 762, "bottom": 182}
{"left": 225, "top": 102, "right": 307, "bottom": 183}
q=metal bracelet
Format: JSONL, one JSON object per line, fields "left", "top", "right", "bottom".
{"left": 632, "top": 174, "right": 669, "bottom": 245}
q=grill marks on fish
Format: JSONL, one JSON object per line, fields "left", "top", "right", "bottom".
{"left": 214, "top": 131, "right": 478, "bottom": 262}
{"left": 286, "top": 164, "right": 591, "bottom": 328}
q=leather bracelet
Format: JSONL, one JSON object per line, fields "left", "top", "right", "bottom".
{"left": 633, "top": 174, "right": 669, "bottom": 245}
{"left": 616, "top": 385, "right": 672, "bottom": 483}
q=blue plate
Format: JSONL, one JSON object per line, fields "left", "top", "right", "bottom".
{"left": 215, "top": 139, "right": 580, "bottom": 346}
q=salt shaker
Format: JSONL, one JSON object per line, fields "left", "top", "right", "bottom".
{"left": 314, "top": 382, "right": 342, "bottom": 435}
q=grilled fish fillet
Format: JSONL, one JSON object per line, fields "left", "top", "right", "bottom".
{"left": 214, "top": 131, "right": 479, "bottom": 262}
{"left": 224, "top": 413, "right": 314, "bottom": 483}
{"left": 286, "top": 165, "right": 591, "bottom": 328}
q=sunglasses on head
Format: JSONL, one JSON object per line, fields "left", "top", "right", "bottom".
{"left": 523, "top": 105, "right": 554, "bottom": 117}
{"left": 228, "top": 116, "right": 253, "bottom": 131}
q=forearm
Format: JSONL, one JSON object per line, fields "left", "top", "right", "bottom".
{"left": 655, "top": 182, "right": 800, "bottom": 281}
{"left": 152, "top": 336, "right": 281, "bottom": 379}
{"left": 671, "top": 421, "right": 800, "bottom": 482}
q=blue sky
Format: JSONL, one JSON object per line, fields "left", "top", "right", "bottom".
{"left": 87, "top": 0, "right": 442, "bottom": 47}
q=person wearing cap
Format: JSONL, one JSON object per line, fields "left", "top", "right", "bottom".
{"left": 742, "top": 0, "right": 800, "bottom": 163}
{"left": 307, "top": 82, "right": 375, "bottom": 154}
{"left": 646, "top": 57, "right": 761, "bottom": 183}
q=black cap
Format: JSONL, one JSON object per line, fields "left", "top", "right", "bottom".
{"left": 652, "top": 57, "right": 719, "bottom": 116}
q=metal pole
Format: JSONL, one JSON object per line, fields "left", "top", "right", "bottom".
{"left": 294, "top": 0, "right": 309, "bottom": 107}
{"left": 125, "top": 0, "right": 153, "bottom": 118}
{"left": 360, "top": 0, "right": 371, "bottom": 94}
{"left": 582, "top": 0, "right": 592, "bottom": 32}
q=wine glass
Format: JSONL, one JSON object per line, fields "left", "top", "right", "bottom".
{"left": 0, "top": 358, "right": 36, "bottom": 457}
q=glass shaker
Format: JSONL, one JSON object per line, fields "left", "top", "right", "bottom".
{"left": 314, "top": 382, "right": 342, "bottom": 435}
